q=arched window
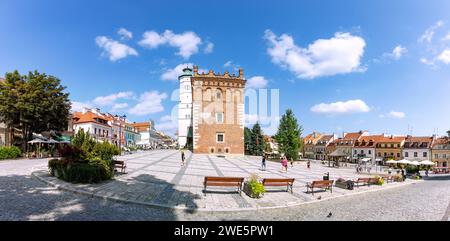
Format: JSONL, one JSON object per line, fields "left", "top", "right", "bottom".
{"left": 204, "top": 88, "right": 212, "bottom": 101}
{"left": 216, "top": 89, "right": 222, "bottom": 100}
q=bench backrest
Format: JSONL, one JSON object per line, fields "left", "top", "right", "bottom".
{"left": 311, "top": 180, "right": 333, "bottom": 186}
{"left": 263, "top": 178, "right": 295, "bottom": 184}
{"left": 204, "top": 177, "right": 244, "bottom": 183}
{"left": 114, "top": 160, "right": 125, "bottom": 165}
{"left": 357, "top": 178, "right": 371, "bottom": 182}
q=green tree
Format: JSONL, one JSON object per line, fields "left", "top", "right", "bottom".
{"left": 447, "top": 130, "right": 450, "bottom": 138}
{"left": 251, "top": 122, "right": 265, "bottom": 156}
{"left": 244, "top": 127, "right": 253, "bottom": 155}
{"left": 0, "top": 70, "right": 71, "bottom": 151}
{"left": 274, "top": 109, "right": 303, "bottom": 161}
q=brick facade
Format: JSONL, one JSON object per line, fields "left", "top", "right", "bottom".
{"left": 191, "top": 66, "right": 246, "bottom": 155}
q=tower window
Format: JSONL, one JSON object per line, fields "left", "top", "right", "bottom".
{"left": 217, "top": 133, "right": 224, "bottom": 143}
{"left": 216, "top": 112, "right": 223, "bottom": 123}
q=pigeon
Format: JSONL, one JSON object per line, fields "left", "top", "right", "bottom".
{"left": 317, "top": 196, "right": 322, "bottom": 200}
{"left": 327, "top": 212, "right": 332, "bottom": 218}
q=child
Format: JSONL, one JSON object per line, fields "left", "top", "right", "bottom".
{"left": 261, "top": 155, "right": 267, "bottom": 171}
{"left": 282, "top": 156, "right": 288, "bottom": 172}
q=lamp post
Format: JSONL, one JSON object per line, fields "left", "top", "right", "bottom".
{"left": 115, "top": 114, "right": 126, "bottom": 154}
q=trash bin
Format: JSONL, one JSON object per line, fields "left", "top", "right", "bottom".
{"left": 323, "top": 172, "right": 330, "bottom": 181}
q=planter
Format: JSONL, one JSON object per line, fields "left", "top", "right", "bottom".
{"left": 243, "top": 181, "right": 264, "bottom": 199}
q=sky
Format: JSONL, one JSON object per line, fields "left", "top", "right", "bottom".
{"left": 1, "top": 0, "right": 450, "bottom": 137}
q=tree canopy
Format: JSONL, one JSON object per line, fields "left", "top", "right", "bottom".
{"left": 0, "top": 70, "right": 71, "bottom": 150}
{"left": 274, "top": 109, "right": 303, "bottom": 161}
{"left": 244, "top": 122, "right": 265, "bottom": 156}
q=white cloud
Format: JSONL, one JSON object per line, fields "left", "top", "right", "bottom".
{"left": 437, "top": 49, "right": 450, "bottom": 64}
{"left": 392, "top": 45, "right": 407, "bottom": 59}
{"left": 160, "top": 115, "right": 174, "bottom": 122}
{"left": 419, "top": 20, "right": 444, "bottom": 43}
{"left": 118, "top": 28, "right": 133, "bottom": 40}
{"left": 204, "top": 42, "right": 214, "bottom": 54}
{"left": 246, "top": 76, "right": 268, "bottom": 89}
{"left": 388, "top": 111, "right": 406, "bottom": 119}
{"left": 139, "top": 30, "right": 202, "bottom": 59}
{"left": 95, "top": 36, "right": 138, "bottom": 61}
{"left": 311, "top": 99, "right": 370, "bottom": 115}
{"left": 71, "top": 101, "right": 92, "bottom": 112}
{"left": 161, "top": 63, "right": 193, "bottom": 81}
{"left": 93, "top": 91, "right": 134, "bottom": 106}
{"left": 155, "top": 115, "right": 178, "bottom": 136}
{"left": 224, "top": 61, "right": 233, "bottom": 67}
{"left": 264, "top": 30, "right": 366, "bottom": 79}
{"left": 443, "top": 32, "right": 450, "bottom": 41}
{"left": 420, "top": 57, "right": 436, "bottom": 66}
{"left": 110, "top": 103, "right": 129, "bottom": 112}
{"left": 129, "top": 91, "right": 167, "bottom": 115}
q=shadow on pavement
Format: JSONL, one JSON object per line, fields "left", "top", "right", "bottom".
{"left": 0, "top": 171, "right": 201, "bottom": 220}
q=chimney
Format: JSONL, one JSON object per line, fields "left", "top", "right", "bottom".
{"left": 238, "top": 68, "right": 244, "bottom": 79}
{"left": 193, "top": 65, "right": 199, "bottom": 75}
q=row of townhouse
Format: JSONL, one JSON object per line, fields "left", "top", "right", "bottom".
{"left": 302, "top": 131, "right": 450, "bottom": 167}
{"left": 72, "top": 108, "right": 140, "bottom": 148}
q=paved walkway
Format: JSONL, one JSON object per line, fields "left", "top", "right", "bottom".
{"left": 32, "top": 150, "right": 418, "bottom": 212}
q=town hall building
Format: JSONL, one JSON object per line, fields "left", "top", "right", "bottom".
{"left": 178, "top": 66, "right": 246, "bottom": 155}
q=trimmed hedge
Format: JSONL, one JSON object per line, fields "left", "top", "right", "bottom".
{"left": 0, "top": 146, "right": 22, "bottom": 160}
{"left": 49, "top": 158, "right": 112, "bottom": 184}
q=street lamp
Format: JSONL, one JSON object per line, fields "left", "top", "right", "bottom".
{"left": 115, "top": 114, "right": 126, "bottom": 153}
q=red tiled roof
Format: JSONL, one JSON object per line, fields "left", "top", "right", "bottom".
{"left": 343, "top": 131, "right": 367, "bottom": 140}
{"left": 73, "top": 111, "right": 111, "bottom": 127}
{"left": 354, "top": 135, "right": 385, "bottom": 148}
{"left": 432, "top": 137, "right": 450, "bottom": 146}
{"left": 404, "top": 136, "right": 434, "bottom": 148}
{"left": 376, "top": 135, "right": 406, "bottom": 143}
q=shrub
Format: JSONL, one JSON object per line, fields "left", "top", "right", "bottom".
{"left": 58, "top": 145, "right": 83, "bottom": 163}
{"left": 377, "top": 178, "right": 385, "bottom": 185}
{"left": 91, "top": 141, "right": 120, "bottom": 163}
{"left": 0, "top": 146, "right": 22, "bottom": 159}
{"left": 245, "top": 174, "right": 265, "bottom": 198}
{"left": 405, "top": 165, "right": 419, "bottom": 174}
{"left": 394, "top": 174, "right": 404, "bottom": 182}
{"left": 61, "top": 163, "right": 111, "bottom": 184}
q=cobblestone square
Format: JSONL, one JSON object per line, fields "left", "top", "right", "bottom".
{"left": 32, "top": 150, "right": 422, "bottom": 211}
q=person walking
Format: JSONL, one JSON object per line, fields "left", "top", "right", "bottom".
{"left": 290, "top": 158, "right": 294, "bottom": 168}
{"left": 307, "top": 160, "right": 311, "bottom": 169}
{"left": 261, "top": 154, "right": 267, "bottom": 171}
{"left": 282, "top": 156, "right": 288, "bottom": 173}
{"left": 181, "top": 150, "right": 185, "bottom": 166}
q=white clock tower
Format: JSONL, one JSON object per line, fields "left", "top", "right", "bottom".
{"left": 178, "top": 67, "right": 193, "bottom": 148}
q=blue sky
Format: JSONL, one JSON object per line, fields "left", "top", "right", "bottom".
{"left": 1, "top": 0, "right": 450, "bottom": 137}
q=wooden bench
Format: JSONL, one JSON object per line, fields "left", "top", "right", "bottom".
{"left": 384, "top": 176, "right": 393, "bottom": 183}
{"left": 203, "top": 177, "right": 244, "bottom": 195}
{"left": 306, "top": 180, "right": 334, "bottom": 195}
{"left": 262, "top": 178, "right": 295, "bottom": 193}
{"left": 113, "top": 160, "right": 127, "bottom": 173}
{"left": 354, "top": 177, "right": 380, "bottom": 187}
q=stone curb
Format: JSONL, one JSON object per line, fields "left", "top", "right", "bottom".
{"left": 31, "top": 167, "right": 421, "bottom": 213}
